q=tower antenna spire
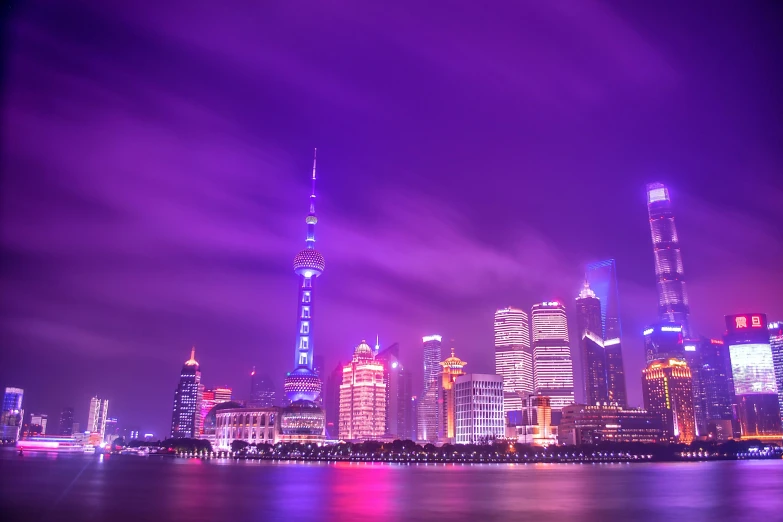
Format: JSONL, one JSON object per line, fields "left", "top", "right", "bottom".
{"left": 310, "top": 148, "right": 317, "bottom": 214}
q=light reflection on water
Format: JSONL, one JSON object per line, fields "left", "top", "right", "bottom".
{"left": 1, "top": 450, "right": 782, "bottom": 522}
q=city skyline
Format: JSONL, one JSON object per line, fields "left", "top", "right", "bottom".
{"left": 2, "top": 1, "right": 782, "bottom": 438}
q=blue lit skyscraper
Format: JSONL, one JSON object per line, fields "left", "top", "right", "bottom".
{"left": 284, "top": 150, "right": 325, "bottom": 404}
{"left": 646, "top": 183, "right": 691, "bottom": 337}
{"left": 585, "top": 259, "right": 622, "bottom": 340}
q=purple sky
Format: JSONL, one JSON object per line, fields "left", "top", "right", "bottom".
{"left": 2, "top": 0, "right": 782, "bottom": 437}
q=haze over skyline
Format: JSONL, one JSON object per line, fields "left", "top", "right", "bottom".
{"left": 1, "top": 0, "right": 782, "bottom": 437}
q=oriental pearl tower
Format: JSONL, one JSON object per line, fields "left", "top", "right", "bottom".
{"left": 283, "top": 149, "right": 326, "bottom": 404}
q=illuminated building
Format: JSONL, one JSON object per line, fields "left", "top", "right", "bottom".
{"left": 87, "top": 396, "right": 109, "bottom": 440}
{"left": 725, "top": 314, "right": 782, "bottom": 440}
{"left": 58, "top": 407, "right": 74, "bottom": 436}
{"left": 26, "top": 413, "right": 48, "bottom": 437}
{"left": 440, "top": 347, "right": 467, "bottom": 443}
{"left": 338, "top": 341, "right": 386, "bottom": 441}
{"left": 494, "top": 307, "right": 533, "bottom": 414}
{"left": 104, "top": 417, "right": 119, "bottom": 443}
{"left": 280, "top": 150, "right": 326, "bottom": 444}
{"left": 201, "top": 401, "right": 241, "bottom": 446}
{"left": 213, "top": 387, "right": 232, "bottom": 403}
{"left": 575, "top": 282, "right": 608, "bottom": 405}
{"left": 770, "top": 321, "right": 783, "bottom": 417}
{"left": 643, "top": 322, "right": 685, "bottom": 363}
{"left": 559, "top": 404, "right": 663, "bottom": 445}
{"left": 454, "top": 374, "right": 504, "bottom": 444}
{"left": 249, "top": 370, "right": 276, "bottom": 408}
{"left": 646, "top": 183, "right": 691, "bottom": 336}
{"left": 214, "top": 407, "right": 280, "bottom": 449}
{"left": 682, "top": 338, "right": 708, "bottom": 436}
{"left": 170, "top": 348, "right": 201, "bottom": 439}
{"left": 197, "top": 387, "right": 215, "bottom": 437}
{"left": 604, "top": 338, "right": 627, "bottom": 407}
{"left": 1, "top": 387, "right": 24, "bottom": 442}
{"left": 642, "top": 358, "right": 696, "bottom": 444}
{"left": 418, "top": 335, "right": 442, "bottom": 442}
{"left": 531, "top": 302, "right": 575, "bottom": 410}
{"left": 507, "top": 393, "right": 556, "bottom": 446}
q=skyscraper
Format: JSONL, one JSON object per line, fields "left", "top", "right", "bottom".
{"left": 699, "top": 338, "right": 735, "bottom": 439}
{"left": 494, "top": 307, "right": 533, "bottom": 413}
{"left": 725, "top": 313, "right": 782, "bottom": 440}
{"left": 338, "top": 341, "right": 386, "bottom": 441}
{"left": 770, "top": 321, "right": 783, "bottom": 418}
{"left": 646, "top": 183, "right": 691, "bottom": 337}
{"left": 58, "top": 407, "right": 74, "bottom": 436}
{"left": 170, "top": 348, "right": 201, "bottom": 439}
{"left": 642, "top": 358, "right": 696, "bottom": 444}
{"left": 324, "top": 362, "right": 344, "bottom": 439}
{"left": 1, "top": 387, "right": 24, "bottom": 442}
{"left": 440, "top": 346, "right": 467, "bottom": 443}
{"left": 249, "top": 369, "right": 277, "bottom": 408}
{"left": 418, "top": 335, "right": 442, "bottom": 442}
{"left": 375, "top": 342, "right": 400, "bottom": 436}
{"left": 283, "top": 151, "right": 325, "bottom": 405}
{"left": 531, "top": 302, "right": 575, "bottom": 410}
{"left": 643, "top": 323, "right": 686, "bottom": 363}
{"left": 87, "top": 396, "right": 110, "bottom": 439}
{"left": 585, "top": 259, "right": 622, "bottom": 339}
{"left": 575, "top": 282, "right": 608, "bottom": 405}
{"left": 683, "top": 339, "right": 709, "bottom": 436}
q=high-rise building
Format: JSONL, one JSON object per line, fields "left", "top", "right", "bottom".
{"left": 454, "top": 374, "right": 504, "bottom": 444}
{"left": 585, "top": 259, "right": 622, "bottom": 339}
{"left": 170, "top": 348, "right": 201, "bottom": 439}
{"left": 58, "top": 407, "right": 74, "bottom": 436}
{"left": 494, "top": 307, "right": 533, "bottom": 413}
{"left": 531, "top": 302, "right": 575, "bottom": 410}
{"left": 397, "top": 364, "right": 414, "bottom": 440}
{"left": 249, "top": 369, "right": 277, "bottom": 408}
{"left": 725, "top": 314, "right": 782, "bottom": 440}
{"left": 698, "top": 338, "right": 735, "bottom": 440}
{"left": 87, "top": 396, "right": 110, "bottom": 439}
{"left": 418, "top": 335, "right": 442, "bottom": 442}
{"left": 769, "top": 321, "right": 783, "bottom": 418}
{"left": 28, "top": 413, "right": 48, "bottom": 436}
{"left": 646, "top": 183, "right": 691, "bottom": 337}
{"left": 507, "top": 393, "right": 556, "bottom": 446}
{"left": 440, "top": 347, "right": 467, "bottom": 443}
{"left": 375, "top": 342, "right": 399, "bottom": 436}
{"left": 642, "top": 358, "right": 696, "bottom": 444}
{"left": 279, "top": 151, "right": 326, "bottom": 444}
{"left": 643, "top": 323, "right": 686, "bottom": 363}
{"left": 324, "top": 362, "right": 343, "bottom": 439}
{"left": 575, "top": 282, "right": 608, "bottom": 405}
{"left": 197, "top": 386, "right": 215, "bottom": 437}
{"left": 683, "top": 339, "right": 709, "bottom": 436}
{"left": 104, "top": 417, "right": 119, "bottom": 443}
{"left": 338, "top": 341, "right": 386, "bottom": 441}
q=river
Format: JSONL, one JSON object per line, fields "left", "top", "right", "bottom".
{"left": 1, "top": 450, "right": 781, "bottom": 521}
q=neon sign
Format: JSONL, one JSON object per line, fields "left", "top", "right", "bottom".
{"left": 422, "top": 335, "right": 442, "bottom": 343}
{"left": 727, "top": 314, "right": 766, "bottom": 332}
{"left": 643, "top": 328, "right": 654, "bottom": 336}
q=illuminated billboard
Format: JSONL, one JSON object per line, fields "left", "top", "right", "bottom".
{"left": 729, "top": 343, "right": 778, "bottom": 395}
{"left": 725, "top": 313, "right": 767, "bottom": 334}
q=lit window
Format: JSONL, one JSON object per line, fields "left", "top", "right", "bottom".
{"left": 303, "top": 292, "right": 311, "bottom": 303}
{"left": 301, "top": 322, "right": 310, "bottom": 334}
{"left": 302, "top": 307, "right": 310, "bottom": 319}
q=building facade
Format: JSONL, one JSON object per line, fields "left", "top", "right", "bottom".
{"left": 87, "top": 396, "right": 110, "bottom": 440}
{"left": 646, "top": 183, "right": 691, "bottom": 336}
{"left": 170, "top": 348, "right": 201, "bottom": 439}
{"left": 418, "top": 335, "right": 442, "bottom": 442}
{"left": 58, "top": 407, "right": 74, "bottom": 436}
{"left": 643, "top": 323, "right": 686, "bottom": 363}
{"left": 506, "top": 393, "right": 556, "bottom": 446}
{"left": 454, "top": 374, "right": 504, "bottom": 444}
{"left": 440, "top": 347, "right": 467, "bottom": 443}
{"left": 214, "top": 407, "right": 279, "bottom": 449}
{"left": 769, "top": 321, "right": 783, "bottom": 418}
{"left": 725, "top": 313, "right": 782, "bottom": 440}
{"left": 531, "top": 302, "right": 575, "bottom": 410}
{"left": 585, "top": 259, "right": 622, "bottom": 340}
{"left": 338, "top": 341, "right": 386, "bottom": 441}
{"left": 558, "top": 404, "right": 663, "bottom": 445}
{"left": 642, "top": 358, "right": 696, "bottom": 444}
{"left": 494, "top": 307, "right": 533, "bottom": 414}
{"left": 698, "top": 338, "right": 735, "bottom": 440}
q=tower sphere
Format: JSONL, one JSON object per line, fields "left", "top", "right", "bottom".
{"left": 293, "top": 249, "right": 325, "bottom": 276}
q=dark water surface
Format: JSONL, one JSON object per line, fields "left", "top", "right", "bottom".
{"left": 2, "top": 450, "right": 782, "bottom": 522}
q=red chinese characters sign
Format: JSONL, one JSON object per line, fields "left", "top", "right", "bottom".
{"left": 726, "top": 314, "right": 767, "bottom": 333}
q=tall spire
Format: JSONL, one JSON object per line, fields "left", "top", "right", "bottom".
{"left": 305, "top": 148, "right": 318, "bottom": 248}
{"left": 185, "top": 346, "right": 198, "bottom": 366}
{"left": 310, "top": 147, "right": 317, "bottom": 214}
